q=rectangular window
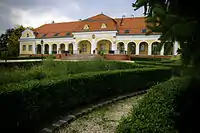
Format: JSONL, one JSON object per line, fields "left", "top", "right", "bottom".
{"left": 23, "top": 45, "right": 26, "bottom": 51}
{"left": 28, "top": 45, "right": 32, "bottom": 51}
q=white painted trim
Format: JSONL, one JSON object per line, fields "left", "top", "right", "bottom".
{"left": 73, "top": 31, "right": 118, "bottom": 35}
{"left": 151, "top": 41, "right": 160, "bottom": 45}
{"left": 96, "top": 38, "right": 113, "bottom": 44}
{"left": 35, "top": 38, "right": 74, "bottom": 42}
{"left": 21, "top": 28, "right": 35, "bottom": 39}
{"left": 20, "top": 38, "right": 36, "bottom": 42}
{"left": 116, "top": 34, "right": 160, "bottom": 40}
{"left": 77, "top": 39, "right": 92, "bottom": 45}
{"left": 138, "top": 40, "right": 150, "bottom": 45}
{"left": 127, "top": 41, "right": 137, "bottom": 44}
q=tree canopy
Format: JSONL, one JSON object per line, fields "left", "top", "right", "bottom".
{"left": 133, "top": 0, "right": 200, "bottom": 67}
{"left": 0, "top": 25, "right": 27, "bottom": 57}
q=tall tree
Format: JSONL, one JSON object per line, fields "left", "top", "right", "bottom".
{"left": 133, "top": 0, "right": 200, "bottom": 67}
{"left": 0, "top": 25, "right": 26, "bottom": 57}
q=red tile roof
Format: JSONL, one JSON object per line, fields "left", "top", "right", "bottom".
{"left": 34, "top": 14, "right": 157, "bottom": 38}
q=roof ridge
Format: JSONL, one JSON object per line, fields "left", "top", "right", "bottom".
{"left": 83, "top": 13, "right": 113, "bottom": 21}
{"left": 114, "top": 16, "right": 146, "bottom": 20}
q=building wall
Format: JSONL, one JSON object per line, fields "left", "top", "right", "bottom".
{"left": 20, "top": 41, "right": 35, "bottom": 55}
{"left": 19, "top": 29, "right": 179, "bottom": 56}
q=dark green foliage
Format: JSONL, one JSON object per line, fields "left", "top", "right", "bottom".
{"left": 0, "top": 61, "right": 42, "bottom": 69}
{"left": 0, "top": 60, "right": 144, "bottom": 86}
{"left": 175, "top": 76, "right": 200, "bottom": 133}
{"left": 116, "top": 77, "right": 190, "bottom": 133}
{"left": 0, "top": 25, "right": 26, "bottom": 57}
{"left": 135, "top": 60, "right": 182, "bottom": 76}
{"left": 130, "top": 56, "right": 166, "bottom": 61}
{"left": 133, "top": 0, "right": 200, "bottom": 68}
{"left": 0, "top": 67, "right": 172, "bottom": 133}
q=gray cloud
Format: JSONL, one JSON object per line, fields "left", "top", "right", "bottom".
{"left": 0, "top": 0, "right": 143, "bottom": 34}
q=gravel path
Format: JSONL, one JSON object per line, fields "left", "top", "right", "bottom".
{"left": 56, "top": 95, "right": 143, "bottom": 133}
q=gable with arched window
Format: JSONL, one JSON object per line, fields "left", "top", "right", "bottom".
{"left": 21, "top": 28, "right": 35, "bottom": 38}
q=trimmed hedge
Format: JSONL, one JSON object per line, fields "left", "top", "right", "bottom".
{"left": 130, "top": 56, "right": 170, "bottom": 61}
{"left": 135, "top": 61, "right": 183, "bottom": 76}
{"left": 0, "top": 60, "right": 145, "bottom": 86}
{"left": 116, "top": 76, "right": 190, "bottom": 133}
{"left": 0, "top": 61, "right": 42, "bottom": 69}
{"left": 0, "top": 67, "right": 172, "bottom": 133}
{"left": 0, "top": 55, "right": 57, "bottom": 60}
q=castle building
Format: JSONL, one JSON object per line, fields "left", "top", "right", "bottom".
{"left": 19, "top": 13, "right": 179, "bottom": 56}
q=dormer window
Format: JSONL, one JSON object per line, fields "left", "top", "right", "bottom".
{"left": 101, "top": 23, "right": 107, "bottom": 29}
{"left": 124, "top": 29, "right": 130, "bottom": 33}
{"left": 42, "top": 34, "right": 47, "bottom": 38}
{"left": 141, "top": 28, "right": 147, "bottom": 33}
{"left": 54, "top": 33, "right": 59, "bottom": 36}
{"left": 83, "top": 24, "right": 89, "bottom": 30}
{"left": 27, "top": 33, "right": 29, "bottom": 37}
{"left": 66, "top": 32, "right": 71, "bottom": 36}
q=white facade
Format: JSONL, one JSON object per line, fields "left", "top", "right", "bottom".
{"left": 19, "top": 29, "right": 179, "bottom": 56}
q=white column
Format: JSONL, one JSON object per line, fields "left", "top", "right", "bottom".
{"left": 65, "top": 44, "right": 68, "bottom": 51}
{"left": 42, "top": 45, "right": 44, "bottom": 54}
{"left": 136, "top": 44, "right": 139, "bottom": 55}
{"left": 33, "top": 42, "right": 36, "bottom": 54}
{"left": 91, "top": 39, "right": 96, "bottom": 54}
{"left": 73, "top": 42, "right": 78, "bottom": 54}
{"left": 124, "top": 44, "right": 128, "bottom": 54}
{"left": 148, "top": 44, "right": 152, "bottom": 55}
{"left": 173, "top": 41, "right": 179, "bottom": 55}
{"left": 57, "top": 44, "right": 60, "bottom": 54}
{"left": 112, "top": 42, "right": 117, "bottom": 54}
{"left": 19, "top": 42, "right": 22, "bottom": 55}
{"left": 49, "top": 45, "right": 52, "bottom": 54}
{"left": 160, "top": 44, "right": 164, "bottom": 55}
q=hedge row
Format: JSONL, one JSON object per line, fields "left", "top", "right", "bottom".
{"left": 0, "top": 55, "right": 57, "bottom": 60}
{"left": 0, "top": 67, "right": 172, "bottom": 133}
{"left": 130, "top": 56, "right": 170, "bottom": 61}
{"left": 0, "top": 61, "right": 42, "bottom": 69}
{"left": 116, "top": 76, "right": 191, "bottom": 133}
{"left": 135, "top": 61, "right": 182, "bottom": 76}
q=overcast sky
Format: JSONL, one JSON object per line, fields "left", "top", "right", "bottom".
{"left": 0, "top": 0, "right": 144, "bottom": 34}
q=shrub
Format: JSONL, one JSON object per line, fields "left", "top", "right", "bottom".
{"left": 116, "top": 76, "right": 190, "bottom": 133}
{"left": 0, "top": 60, "right": 144, "bottom": 86}
{"left": 175, "top": 76, "right": 200, "bottom": 133}
{"left": 135, "top": 61, "right": 183, "bottom": 76}
{"left": 0, "top": 61, "right": 42, "bottom": 69}
{"left": 0, "top": 67, "right": 172, "bottom": 133}
{"left": 130, "top": 56, "right": 170, "bottom": 61}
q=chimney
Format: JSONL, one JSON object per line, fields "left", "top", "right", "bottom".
{"left": 131, "top": 14, "right": 134, "bottom": 17}
{"left": 120, "top": 15, "right": 126, "bottom": 26}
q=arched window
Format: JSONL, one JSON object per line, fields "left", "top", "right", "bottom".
{"left": 101, "top": 23, "right": 107, "bottom": 29}
{"left": 83, "top": 24, "right": 89, "bottom": 30}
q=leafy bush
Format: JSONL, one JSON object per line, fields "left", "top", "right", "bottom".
{"left": 130, "top": 56, "right": 170, "bottom": 61}
{"left": 135, "top": 60, "right": 182, "bottom": 76}
{"left": 0, "top": 60, "right": 144, "bottom": 86}
{"left": 0, "top": 67, "right": 172, "bottom": 133}
{"left": 116, "top": 77, "right": 190, "bottom": 133}
{"left": 175, "top": 76, "right": 200, "bottom": 133}
{"left": 0, "top": 61, "right": 42, "bottom": 69}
